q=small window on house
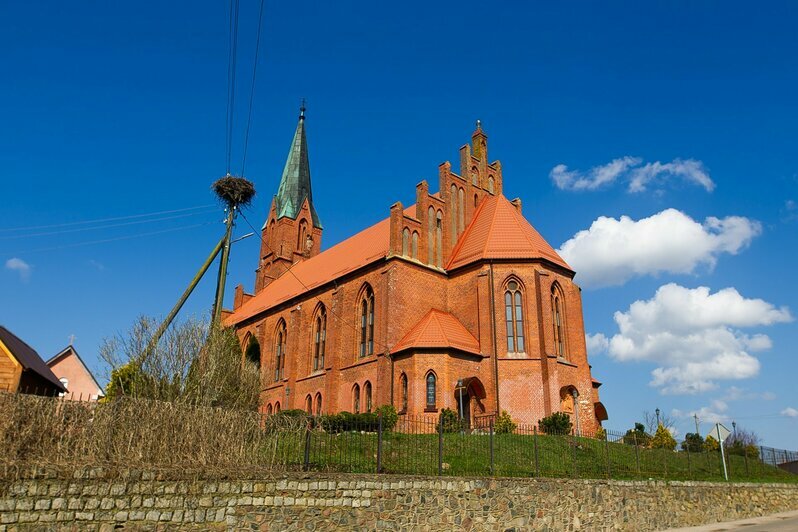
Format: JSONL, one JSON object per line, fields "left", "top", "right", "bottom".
{"left": 273, "top": 320, "right": 287, "bottom": 382}
{"left": 505, "top": 280, "right": 525, "bottom": 353}
{"left": 400, "top": 373, "right": 408, "bottom": 412}
{"left": 411, "top": 231, "right": 419, "bottom": 260}
{"left": 451, "top": 184, "right": 458, "bottom": 244}
{"left": 435, "top": 211, "right": 443, "bottom": 268}
{"left": 266, "top": 403, "right": 273, "bottom": 415}
{"left": 427, "top": 206, "right": 435, "bottom": 265}
{"left": 402, "top": 228, "right": 410, "bottom": 256}
{"left": 471, "top": 166, "right": 478, "bottom": 186}
{"left": 305, "top": 394, "right": 313, "bottom": 414}
{"left": 244, "top": 335, "right": 261, "bottom": 368}
{"left": 353, "top": 384, "right": 361, "bottom": 413}
{"left": 315, "top": 392, "right": 322, "bottom": 416}
{"left": 274, "top": 402, "right": 281, "bottom": 413}
{"left": 364, "top": 381, "right": 373, "bottom": 413}
{"left": 358, "top": 285, "right": 375, "bottom": 358}
{"left": 552, "top": 284, "right": 567, "bottom": 358}
{"left": 458, "top": 188, "right": 465, "bottom": 233}
{"left": 313, "top": 306, "right": 327, "bottom": 371}
{"left": 488, "top": 176, "right": 495, "bottom": 194}
{"left": 426, "top": 372, "right": 437, "bottom": 409}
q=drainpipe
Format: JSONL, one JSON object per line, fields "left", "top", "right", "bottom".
{"left": 488, "top": 263, "right": 500, "bottom": 414}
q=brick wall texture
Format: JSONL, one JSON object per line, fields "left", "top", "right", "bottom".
{"left": 1, "top": 471, "right": 797, "bottom": 531}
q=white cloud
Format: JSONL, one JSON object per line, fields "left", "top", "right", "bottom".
{"left": 781, "top": 407, "right": 798, "bottom": 418}
{"left": 604, "top": 283, "right": 792, "bottom": 395}
{"left": 550, "top": 157, "right": 714, "bottom": 193}
{"left": 722, "top": 386, "right": 776, "bottom": 402}
{"left": 585, "top": 333, "right": 609, "bottom": 356}
{"left": 557, "top": 209, "right": 762, "bottom": 288}
{"left": 673, "top": 400, "right": 730, "bottom": 425}
{"left": 5, "top": 257, "right": 31, "bottom": 281}
{"left": 550, "top": 157, "right": 641, "bottom": 191}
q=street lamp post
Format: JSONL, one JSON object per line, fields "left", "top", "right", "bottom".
{"left": 655, "top": 408, "right": 660, "bottom": 428}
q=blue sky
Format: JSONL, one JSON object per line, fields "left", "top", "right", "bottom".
{"left": 1, "top": 1, "right": 796, "bottom": 447}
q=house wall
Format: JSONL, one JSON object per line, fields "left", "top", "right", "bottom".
{"left": 0, "top": 341, "right": 22, "bottom": 393}
{"left": 48, "top": 353, "right": 103, "bottom": 400}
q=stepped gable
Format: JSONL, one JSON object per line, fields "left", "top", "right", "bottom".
{"left": 391, "top": 309, "right": 481, "bottom": 356}
{"left": 446, "top": 194, "right": 571, "bottom": 272}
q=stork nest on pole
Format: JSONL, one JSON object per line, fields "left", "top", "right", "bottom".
{"left": 212, "top": 176, "right": 256, "bottom": 210}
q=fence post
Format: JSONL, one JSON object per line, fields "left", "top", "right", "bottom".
{"left": 533, "top": 426, "right": 540, "bottom": 477}
{"left": 489, "top": 420, "right": 495, "bottom": 476}
{"left": 438, "top": 415, "right": 443, "bottom": 476}
{"left": 377, "top": 413, "right": 383, "bottom": 474}
{"left": 303, "top": 423, "right": 311, "bottom": 471}
{"left": 633, "top": 433, "right": 641, "bottom": 478}
{"left": 604, "top": 433, "right": 611, "bottom": 479}
{"left": 686, "top": 445, "right": 692, "bottom": 480}
{"left": 571, "top": 432, "right": 578, "bottom": 478}
{"left": 744, "top": 449, "right": 749, "bottom": 477}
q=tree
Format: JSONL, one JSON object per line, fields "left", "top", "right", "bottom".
{"left": 681, "top": 432, "right": 705, "bottom": 453}
{"left": 650, "top": 424, "right": 677, "bottom": 450}
{"left": 494, "top": 410, "right": 516, "bottom": 434}
{"left": 622, "top": 422, "right": 651, "bottom": 447}
{"left": 538, "top": 412, "right": 573, "bottom": 435}
{"left": 704, "top": 434, "right": 720, "bottom": 452}
{"left": 724, "top": 427, "right": 760, "bottom": 459}
{"left": 644, "top": 410, "right": 675, "bottom": 434}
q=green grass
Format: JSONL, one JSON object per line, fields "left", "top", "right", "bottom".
{"left": 281, "top": 429, "right": 798, "bottom": 483}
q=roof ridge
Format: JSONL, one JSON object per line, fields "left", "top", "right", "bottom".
{"left": 444, "top": 195, "right": 493, "bottom": 269}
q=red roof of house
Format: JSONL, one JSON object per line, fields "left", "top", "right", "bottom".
{"left": 446, "top": 195, "right": 571, "bottom": 271}
{"left": 391, "top": 309, "right": 481, "bottom": 355}
{"left": 227, "top": 194, "right": 570, "bottom": 325}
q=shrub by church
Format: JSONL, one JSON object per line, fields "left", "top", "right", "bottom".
{"left": 226, "top": 108, "right": 607, "bottom": 433}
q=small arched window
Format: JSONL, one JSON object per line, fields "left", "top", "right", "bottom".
{"left": 450, "top": 184, "right": 458, "bottom": 244}
{"left": 244, "top": 334, "right": 261, "bottom": 368}
{"left": 426, "top": 372, "right": 437, "bottom": 409}
{"left": 274, "top": 401, "right": 281, "bottom": 413}
{"left": 353, "top": 384, "right": 361, "bottom": 413}
{"left": 364, "top": 381, "right": 373, "bottom": 413}
{"left": 411, "top": 231, "right": 419, "bottom": 260}
{"left": 305, "top": 394, "right": 313, "bottom": 414}
{"left": 488, "top": 176, "right": 495, "bottom": 194}
{"left": 273, "top": 320, "right": 287, "bottom": 382}
{"left": 313, "top": 306, "right": 327, "bottom": 371}
{"left": 297, "top": 219, "right": 308, "bottom": 251}
{"left": 427, "top": 206, "right": 435, "bottom": 265}
{"left": 315, "top": 392, "right": 322, "bottom": 416}
{"left": 402, "top": 227, "right": 410, "bottom": 256}
{"left": 458, "top": 188, "right": 465, "bottom": 233}
{"left": 400, "top": 373, "right": 408, "bottom": 412}
{"left": 266, "top": 403, "right": 273, "bottom": 415}
{"left": 471, "top": 166, "right": 478, "bottom": 186}
{"left": 359, "top": 285, "right": 375, "bottom": 358}
{"left": 435, "top": 211, "right": 443, "bottom": 268}
{"left": 552, "top": 284, "right": 566, "bottom": 358}
{"left": 505, "top": 280, "right": 525, "bottom": 353}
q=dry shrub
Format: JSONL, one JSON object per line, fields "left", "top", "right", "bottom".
{"left": 0, "top": 393, "right": 307, "bottom": 478}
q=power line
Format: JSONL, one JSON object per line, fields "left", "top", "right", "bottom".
{"left": 238, "top": 212, "right": 393, "bottom": 354}
{"left": 1, "top": 209, "right": 217, "bottom": 240}
{"left": 7, "top": 222, "right": 216, "bottom": 255}
{"left": 240, "top": 0, "right": 266, "bottom": 178}
{"left": 0, "top": 205, "right": 215, "bottom": 233}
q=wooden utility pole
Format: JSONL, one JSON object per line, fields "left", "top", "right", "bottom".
{"left": 212, "top": 206, "right": 235, "bottom": 323}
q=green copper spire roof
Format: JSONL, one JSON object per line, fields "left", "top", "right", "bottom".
{"left": 273, "top": 105, "right": 322, "bottom": 228}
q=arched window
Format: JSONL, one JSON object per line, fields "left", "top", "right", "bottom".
{"left": 313, "top": 305, "right": 327, "bottom": 371}
{"left": 297, "top": 219, "right": 308, "bottom": 251}
{"left": 435, "top": 211, "right": 443, "bottom": 268}
{"left": 427, "top": 206, "right": 435, "bottom": 265}
{"left": 505, "top": 280, "right": 525, "bottom": 353}
{"left": 458, "top": 188, "right": 465, "bottom": 233}
{"left": 471, "top": 166, "right": 478, "bottom": 186}
{"left": 400, "top": 373, "right": 408, "bottom": 412}
{"left": 353, "top": 384, "right": 361, "bottom": 413}
{"left": 411, "top": 231, "right": 419, "bottom": 260}
{"left": 450, "top": 184, "right": 458, "bottom": 244}
{"left": 358, "top": 285, "right": 375, "bottom": 358}
{"left": 364, "top": 381, "right": 373, "bottom": 413}
{"left": 488, "top": 176, "right": 495, "bottom": 194}
{"left": 244, "top": 334, "right": 261, "bottom": 368}
{"left": 552, "top": 284, "right": 566, "bottom": 358}
{"left": 266, "top": 403, "right": 273, "bottom": 415}
{"left": 402, "top": 228, "right": 410, "bottom": 256}
{"left": 273, "top": 320, "right": 287, "bottom": 382}
{"left": 474, "top": 194, "right": 478, "bottom": 207}
{"left": 426, "top": 372, "right": 437, "bottom": 409}
{"left": 305, "top": 394, "right": 313, "bottom": 414}
{"left": 315, "top": 392, "right": 322, "bottom": 416}
{"left": 274, "top": 401, "right": 281, "bottom": 413}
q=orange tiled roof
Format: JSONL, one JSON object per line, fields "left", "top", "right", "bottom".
{"left": 391, "top": 309, "right": 481, "bottom": 355}
{"left": 446, "top": 195, "right": 571, "bottom": 271}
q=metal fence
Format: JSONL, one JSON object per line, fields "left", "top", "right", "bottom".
{"left": 1, "top": 391, "right": 795, "bottom": 483}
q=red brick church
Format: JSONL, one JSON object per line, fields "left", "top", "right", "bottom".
{"left": 226, "top": 107, "right": 607, "bottom": 433}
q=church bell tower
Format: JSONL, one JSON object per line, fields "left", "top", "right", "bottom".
{"left": 255, "top": 104, "right": 323, "bottom": 292}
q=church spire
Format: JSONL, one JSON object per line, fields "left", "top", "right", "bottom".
{"left": 273, "top": 102, "right": 322, "bottom": 228}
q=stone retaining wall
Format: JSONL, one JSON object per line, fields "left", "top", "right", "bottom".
{"left": 1, "top": 471, "right": 797, "bottom": 531}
